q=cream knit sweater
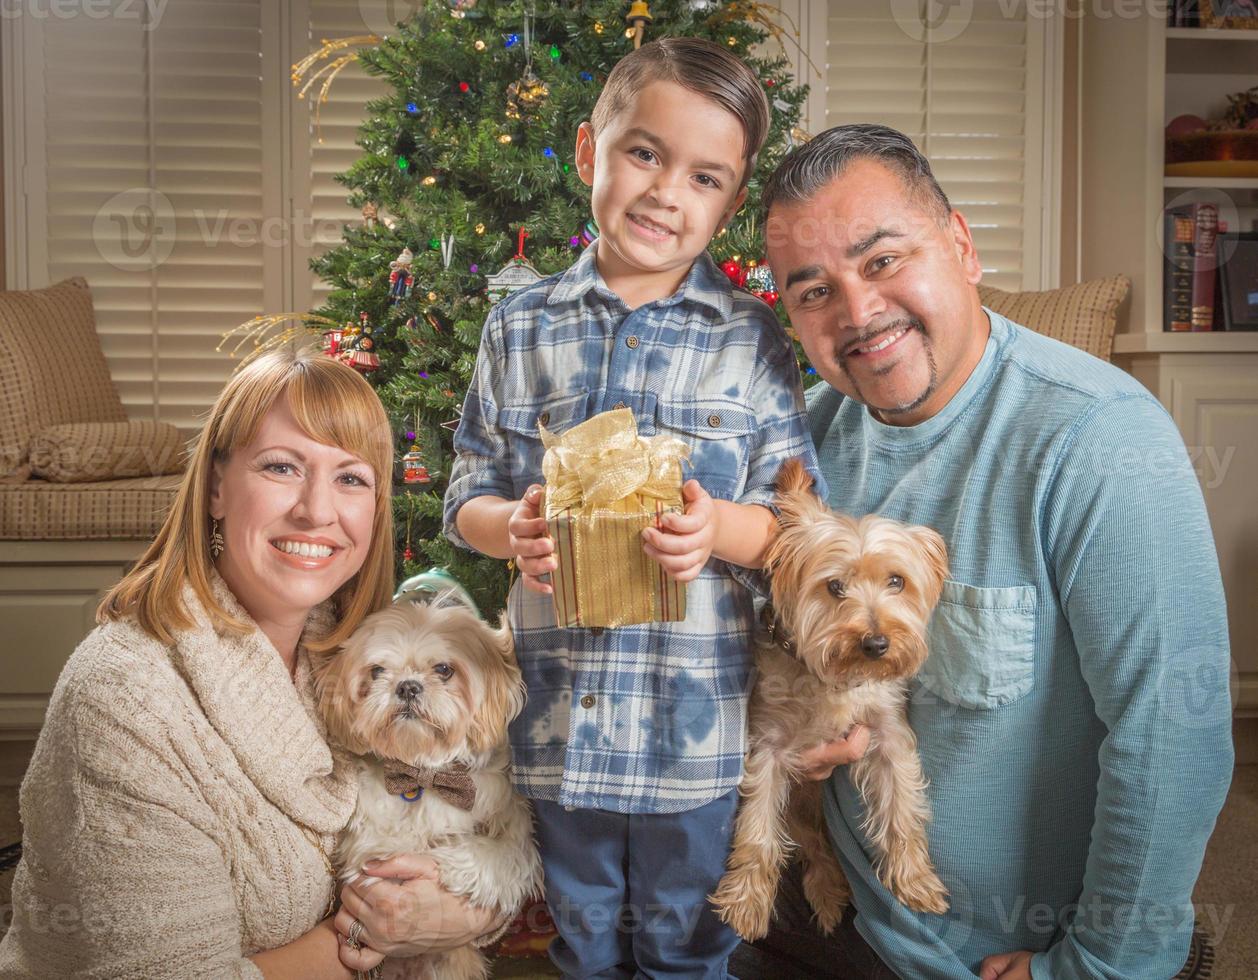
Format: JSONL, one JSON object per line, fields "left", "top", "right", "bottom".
{"left": 0, "top": 576, "right": 358, "bottom": 979}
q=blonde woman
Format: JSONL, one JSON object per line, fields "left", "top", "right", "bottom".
{"left": 0, "top": 349, "right": 502, "bottom": 979}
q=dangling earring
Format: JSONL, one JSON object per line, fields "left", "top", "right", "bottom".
{"left": 209, "top": 518, "right": 225, "bottom": 559}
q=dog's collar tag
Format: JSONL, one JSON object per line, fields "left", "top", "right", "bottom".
{"left": 399, "top": 787, "right": 424, "bottom": 803}
{"left": 759, "top": 603, "right": 797, "bottom": 657}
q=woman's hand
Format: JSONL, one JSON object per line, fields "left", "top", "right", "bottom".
{"left": 335, "top": 854, "right": 509, "bottom": 959}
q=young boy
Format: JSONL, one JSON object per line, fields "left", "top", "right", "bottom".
{"left": 444, "top": 38, "right": 822, "bottom": 977}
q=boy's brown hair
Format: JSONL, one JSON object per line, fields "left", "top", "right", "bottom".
{"left": 590, "top": 37, "right": 770, "bottom": 190}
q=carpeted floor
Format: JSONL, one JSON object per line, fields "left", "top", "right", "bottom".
{"left": 2, "top": 769, "right": 1255, "bottom": 977}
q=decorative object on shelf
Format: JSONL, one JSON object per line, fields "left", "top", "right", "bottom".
{"left": 486, "top": 228, "right": 544, "bottom": 303}
{"left": 1219, "top": 231, "right": 1258, "bottom": 330}
{"left": 626, "top": 1, "right": 653, "bottom": 48}
{"left": 389, "top": 247, "right": 416, "bottom": 304}
{"left": 1200, "top": 0, "right": 1258, "bottom": 29}
{"left": 1165, "top": 88, "right": 1258, "bottom": 178}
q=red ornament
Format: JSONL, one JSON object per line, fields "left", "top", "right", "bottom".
{"left": 458, "top": 81, "right": 470, "bottom": 93}
{"left": 403, "top": 546, "right": 415, "bottom": 561}
{"left": 760, "top": 290, "right": 780, "bottom": 306}
{"left": 720, "top": 258, "right": 746, "bottom": 287}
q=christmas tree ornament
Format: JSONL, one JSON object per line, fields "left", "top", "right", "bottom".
{"left": 745, "top": 261, "right": 779, "bottom": 305}
{"left": 720, "top": 258, "right": 747, "bottom": 287}
{"left": 342, "top": 312, "right": 380, "bottom": 374}
{"left": 688, "top": 0, "right": 715, "bottom": 10}
{"left": 403, "top": 545, "right": 416, "bottom": 561}
{"left": 593, "top": 21, "right": 604, "bottom": 33}
{"left": 440, "top": 233, "right": 456, "bottom": 269}
{"left": 291, "top": 34, "right": 380, "bottom": 143}
{"left": 475, "top": 223, "right": 486, "bottom": 235}
{"left": 626, "top": 0, "right": 652, "bottom": 48}
{"left": 505, "top": 67, "right": 549, "bottom": 121}
{"left": 388, "top": 247, "right": 415, "bottom": 303}
{"left": 362, "top": 202, "right": 379, "bottom": 229}
{"left": 402, "top": 444, "right": 432, "bottom": 484}
{"left": 487, "top": 228, "right": 543, "bottom": 304}
{"left": 474, "top": 39, "right": 486, "bottom": 50}
{"left": 322, "top": 323, "right": 343, "bottom": 359}
{"left": 579, "top": 217, "right": 599, "bottom": 247}
{"left": 458, "top": 81, "right": 471, "bottom": 93}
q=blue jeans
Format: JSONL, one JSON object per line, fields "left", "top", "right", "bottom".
{"left": 532, "top": 789, "right": 741, "bottom": 980}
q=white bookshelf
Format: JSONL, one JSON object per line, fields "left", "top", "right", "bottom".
{"left": 1080, "top": 16, "right": 1258, "bottom": 718}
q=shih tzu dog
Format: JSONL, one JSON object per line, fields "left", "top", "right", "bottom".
{"left": 710, "top": 458, "right": 950, "bottom": 941}
{"left": 315, "top": 599, "right": 542, "bottom": 980}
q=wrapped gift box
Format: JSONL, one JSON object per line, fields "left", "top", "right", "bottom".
{"left": 540, "top": 408, "right": 688, "bottom": 628}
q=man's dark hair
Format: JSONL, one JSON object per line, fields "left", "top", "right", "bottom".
{"left": 762, "top": 123, "right": 951, "bottom": 221}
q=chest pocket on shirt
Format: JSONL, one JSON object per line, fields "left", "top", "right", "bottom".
{"left": 498, "top": 389, "right": 590, "bottom": 491}
{"left": 918, "top": 580, "right": 1037, "bottom": 710}
{"left": 655, "top": 399, "right": 755, "bottom": 500}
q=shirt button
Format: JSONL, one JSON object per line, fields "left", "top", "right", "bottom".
{"left": 626, "top": 335, "right": 640, "bottom": 349}
{"left": 580, "top": 694, "right": 596, "bottom": 709}
{"left": 613, "top": 401, "right": 626, "bottom": 410}
{"left": 707, "top": 413, "right": 722, "bottom": 427}
{"left": 538, "top": 410, "right": 551, "bottom": 426}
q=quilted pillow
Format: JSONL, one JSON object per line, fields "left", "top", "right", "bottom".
{"left": 0, "top": 277, "right": 126, "bottom": 480}
{"left": 28, "top": 421, "right": 185, "bottom": 483}
{"left": 978, "top": 275, "right": 1130, "bottom": 362}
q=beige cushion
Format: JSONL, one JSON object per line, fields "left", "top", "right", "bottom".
{"left": 0, "top": 277, "right": 126, "bottom": 480}
{"left": 0, "top": 474, "right": 181, "bottom": 540}
{"left": 29, "top": 420, "right": 185, "bottom": 483}
{"left": 978, "top": 275, "right": 1131, "bottom": 362}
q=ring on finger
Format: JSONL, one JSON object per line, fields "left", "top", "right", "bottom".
{"left": 346, "top": 917, "right": 366, "bottom": 950}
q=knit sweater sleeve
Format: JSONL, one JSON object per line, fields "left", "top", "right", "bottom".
{"left": 5, "top": 643, "right": 265, "bottom": 980}
{"left": 1032, "top": 394, "right": 1233, "bottom": 980}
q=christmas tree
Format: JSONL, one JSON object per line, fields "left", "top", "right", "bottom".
{"left": 305, "top": 0, "right": 812, "bottom": 615}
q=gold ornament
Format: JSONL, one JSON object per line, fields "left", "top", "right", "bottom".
{"left": 422, "top": 175, "right": 437, "bottom": 186}
{"left": 474, "top": 39, "right": 486, "bottom": 50}
{"left": 291, "top": 35, "right": 380, "bottom": 143}
{"left": 505, "top": 67, "right": 550, "bottom": 122}
{"left": 475, "top": 223, "right": 486, "bottom": 234}
{"left": 427, "top": 291, "right": 438, "bottom": 302}
{"left": 626, "top": 1, "right": 652, "bottom": 48}
{"left": 498, "top": 133, "right": 512, "bottom": 144}
{"left": 594, "top": 20, "right": 604, "bottom": 33}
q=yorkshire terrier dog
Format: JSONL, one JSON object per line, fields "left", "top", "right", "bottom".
{"left": 710, "top": 458, "right": 950, "bottom": 941}
{"left": 315, "top": 599, "right": 542, "bottom": 980}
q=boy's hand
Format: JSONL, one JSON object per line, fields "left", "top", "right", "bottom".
{"left": 508, "top": 485, "right": 555, "bottom": 594}
{"left": 641, "top": 479, "right": 718, "bottom": 583}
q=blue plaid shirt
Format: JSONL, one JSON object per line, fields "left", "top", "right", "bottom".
{"left": 443, "top": 241, "right": 823, "bottom": 814}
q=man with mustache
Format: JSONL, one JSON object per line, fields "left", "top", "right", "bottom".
{"left": 735, "top": 124, "right": 1233, "bottom": 980}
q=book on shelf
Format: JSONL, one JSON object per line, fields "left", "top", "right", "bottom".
{"left": 1164, "top": 206, "right": 1195, "bottom": 332}
{"left": 1191, "top": 203, "right": 1219, "bottom": 332}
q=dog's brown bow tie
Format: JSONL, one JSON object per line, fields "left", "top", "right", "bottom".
{"left": 382, "top": 761, "right": 477, "bottom": 811}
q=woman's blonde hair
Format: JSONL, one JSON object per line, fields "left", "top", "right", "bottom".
{"left": 99, "top": 347, "right": 395, "bottom": 652}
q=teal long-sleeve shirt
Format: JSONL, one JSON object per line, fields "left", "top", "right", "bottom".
{"left": 810, "top": 309, "right": 1233, "bottom": 979}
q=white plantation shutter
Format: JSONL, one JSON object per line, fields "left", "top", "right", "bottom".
{"left": 822, "top": 0, "right": 1051, "bottom": 291}
{"left": 291, "top": 0, "right": 393, "bottom": 312}
{"left": 31, "top": 0, "right": 279, "bottom": 430}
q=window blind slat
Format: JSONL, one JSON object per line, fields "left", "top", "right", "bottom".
{"left": 825, "top": 0, "right": 1029, "bottom": 291}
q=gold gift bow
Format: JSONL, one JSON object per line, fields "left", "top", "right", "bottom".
{"left": 539, "top": 408, "right": 689, "bottom": 515}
